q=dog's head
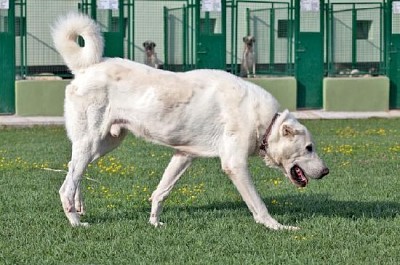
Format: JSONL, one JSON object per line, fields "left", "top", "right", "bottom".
{"left": 263, "top": 110, "right": 329, "bottom": 187}
{"left": 243, "top": 36, "right": 256, "bottom": 47}
{"left": 143, "top": 41, "right": 156, "bottom": 53}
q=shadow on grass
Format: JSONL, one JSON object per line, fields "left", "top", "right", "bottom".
{"left": 185, "top": 193, "right": 400, "bottom": 222}
{"left": 86, "top": 193, "right": 400, "bottom": 225}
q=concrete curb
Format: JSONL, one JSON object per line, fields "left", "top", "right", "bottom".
{"left": 1, "top": 110, "right": 400, "bottom": 127}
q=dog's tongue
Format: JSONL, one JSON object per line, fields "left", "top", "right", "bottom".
{"left": 290, "top": 165, "right": 308, "bottom": 187}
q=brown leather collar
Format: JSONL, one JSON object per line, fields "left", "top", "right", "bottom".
{"left": 259, "top": 113, "right": 279, "bottom": 155}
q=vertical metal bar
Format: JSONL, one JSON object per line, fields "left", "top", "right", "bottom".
{"left": 379, "top": 3, "right": 384, "bottom": 74}
{"left": 327, "top": 3, "right": 336, "bottom": 75}
{"left": 191, "top": 0, "right": 195, "bottom": 68}
{"left": 234, "top": 0, "right": 239, "bottom": 75}
{"left": 108, "top": 9, "right": 112, "bottom": 31}
{"left": 230, "top": 0, "right": 236, "bottom": 73}
{"left": 92, "top": 0, "right": 97, "bottom": 19}
{"left": 222, "top": 0, "right": 226, "bottom": 70}
{"left": 384, "top": 0, "right": 390, "bottom": 75}
{"left": 164, "top": 6, "right": 169, "bottom": 70}
{"left": 195, "top": 0, "right": 199, "bottom": 68}
{"left": 127, "top": 0, "right": 132, "bottom": 59}
{"left": 270, "top": 6, "right": 275, "bottom": 73}
{"left": 119, "top": 0, "right": 123, "bottom": 34}
{"left": 22, "top": 0, "right": 27, "bottom": 76}
{"left": 230, "top": 1, "right": 235, "bottom": 74}
{"left": 132, "top": 0, "right": 135, "bottom": 61}
{"left": 289, "top": 0, "right": 293, "bottom": 75}
{"left": 325, "top": 3, "right": 330, "bottom": 75}
{"left": 285, "top": 3, "right": 292, "bottom": 75}
{"left": 294, "top": 0, "right": 300, "bottom": 77}
{"left": 205, "top": 12, "right": 210, "bottom": 33}
{"left": 246, "top": 7, "right": 250, "bottom": 36}
{"left": 183, "top": 5, "right": 187, "bottom": 70}
{"left": 352, "top": 4, "right": 357, "bottom": 69}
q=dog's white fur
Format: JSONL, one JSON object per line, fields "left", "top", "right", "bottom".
{"left": 52, "top": 13, "right": 328, "bottom": 230}
{"left": 241, "top": 35, "right": 256, "bottom": 78}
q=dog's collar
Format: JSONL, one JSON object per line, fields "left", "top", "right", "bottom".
{"left": 259, "top": 113, "right": 279, "bottom": 155}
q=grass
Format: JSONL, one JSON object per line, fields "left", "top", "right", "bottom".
{"left": 1, "top": 118, "right": 400, "bottom": 264}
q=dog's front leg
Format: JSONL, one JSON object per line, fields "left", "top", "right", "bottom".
{"left": 221, "top": 157, "right": 299, "bottom": 230}
{"left": 149, "top": 151, "right": 193, "bottom": 227}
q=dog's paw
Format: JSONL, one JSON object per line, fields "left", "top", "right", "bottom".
{"left": 264, "top": 222, "right": 300, "bottom": 231}
{"left": 71, "top": 222, "right": 90, "bottom": 227}
{"left": 256, "top": 216, "right": 300, "bottom": 230}
{"left": 149, "top": 217, "right": 164, "bottom": 228}
{"left": 66, "top": 213, "right": 89, "bottom": 227}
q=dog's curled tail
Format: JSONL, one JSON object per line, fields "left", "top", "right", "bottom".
{"left": 52, "top": 12, "right": 103, "bottom": 72}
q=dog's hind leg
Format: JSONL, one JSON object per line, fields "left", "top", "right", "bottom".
{"left": 61, "top": 133, "right": 126, "bottom": 226}
{"left": 60, "top": 141, "right": 93, "bottom": 227}
{"left": 149, "top": 151, "right": 193, "bottom": 227}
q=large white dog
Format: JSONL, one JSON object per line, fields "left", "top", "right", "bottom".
{"left": 52, "top": 13, "right": 329, "bottom": 230}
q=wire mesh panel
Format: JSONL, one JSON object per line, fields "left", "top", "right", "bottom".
{"left": 16, "top": 0, "right": 81, "bottom": 78}
{"left": 132, "top": 0, "right": 189, "bottom": 70}
{"left": 164, "top": 5, "right": 194, "bottom": 71}
{"left": 328, "top": 3, "right": 384, "bottom": 76}
{"left": 234, "top": 0, "right": 293, "bottom": 76}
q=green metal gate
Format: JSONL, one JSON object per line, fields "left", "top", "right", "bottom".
{"left": 295, "top": 0, "right": 324, "bottom": 109}
{"left": 388, "top": 0, "right": 400, "bottom": 108}
{"left": 327, "top": 2, "right": 385, "bottom": 76}
{"left": 244, "top": 2, "right": 293, "bottom": 76}
{"left": 0, "top": 0, "right": 15, "bottom": 114}
{"left": 164, "top": 4, "right": 195, "bottom": 71}
{"left": 79, "top": 0, "right": 124, "bottom": 58}
{"left": 196, "top": 0, "right": 226, "bottom": 69}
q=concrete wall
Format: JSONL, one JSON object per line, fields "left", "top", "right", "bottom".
{"left": 323, "top": 77, "right": 389, "bottom": 111}
{"left": 246, "top": 77, "right": 297, "bottom": 111}
{"left": 14, "top": 76, "right": 391, "bottom": 116}
{"left": 15, "top": 80, "right": 68, "bottom": 116}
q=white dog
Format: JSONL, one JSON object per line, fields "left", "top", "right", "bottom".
{"left": 52, "top": 13, "right": 329, "bottom": 230}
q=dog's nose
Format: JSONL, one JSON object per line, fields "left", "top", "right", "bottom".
{"left": 320, "top": 167, "right": 329, "bottom": 178}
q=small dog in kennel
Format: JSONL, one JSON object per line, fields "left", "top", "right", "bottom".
{"left": 240, "top": 35, "right": 256, "bottom": 78}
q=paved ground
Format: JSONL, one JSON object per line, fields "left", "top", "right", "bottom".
{"left": 1, "top": 110, "right": 400, "bottom": 127}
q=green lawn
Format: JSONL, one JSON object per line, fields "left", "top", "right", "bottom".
{"left": 1, "top": 119, "right": 400, "bottom": 264}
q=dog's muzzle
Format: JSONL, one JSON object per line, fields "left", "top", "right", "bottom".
{"left": 289, "top": 165, "right": 329, "bottom": 188}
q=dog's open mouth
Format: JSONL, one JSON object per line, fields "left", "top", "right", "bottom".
{"left": 289, "top": 165, "right": 308, "bottom": 187}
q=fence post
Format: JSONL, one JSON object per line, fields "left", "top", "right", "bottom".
{"left": 388, "top": 0, "right": 400, "bottom": 108}
{"left": 0, "top": 0, "right": 15, "bottom": 114}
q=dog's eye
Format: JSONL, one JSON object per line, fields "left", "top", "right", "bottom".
{"left": 306, "top": 145, "right": 313, "bottom": 152}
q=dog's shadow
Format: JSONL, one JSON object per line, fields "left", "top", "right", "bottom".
{"left": 181, "top": 194, "right": 400, "bottom": 221}
{"left": 88, "top": 193, "right": 400, "bottom": 225}
{"left": 190, "top": 193, "right": 400, "bottom": 222}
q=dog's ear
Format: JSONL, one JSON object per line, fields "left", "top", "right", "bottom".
{"left": 282, "top": 124, "right": 304, "bottom": 137}
{"left": 282, "top": 124, "right": 297, "bottom": 137}
{"left": 243, "top": 36, "right": 247, "bottom": 42}
{"left": 143, "top": 42, "right": 146, "bottom": 47}
{"left": 153, "top": 43, "right": 156, "bottom": 47}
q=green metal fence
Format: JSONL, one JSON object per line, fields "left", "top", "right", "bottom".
{"left": 10, "top": 0, "right": 393, "bottom": 78}
{"left": 231, "top": 0, "right": 294, "bottom": 76}
{"left": 0, "top": 0, "right": 15, "bottom": 113}
{"left": 327, "top": 2, "right": 385, "bottom": 76}
{"left": 2, "top": 0, "right": 400, "bottom": 112}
